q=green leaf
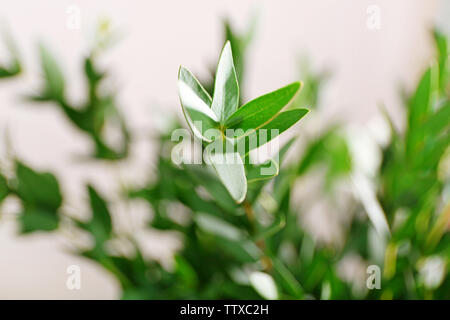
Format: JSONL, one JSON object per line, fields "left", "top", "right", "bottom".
{"left": 194, "top": 213, "right": 260, "bottom": 263}
{"left": 236, "top": 108, "right": 308, "bottom": 153}
{"left": 84, "top": 56, "right": 104, "bottom": 84}
{"left": 249, "top": 271, "right": 279, "bottom": 300}
{"left": 0, "top": 174, "right": 9, "bottom": 203}
{"left": 0, "top": 62, "right": 20, "bottom": 78}
{"left": 225, "top": 82, "right": 302, "bottom": 134}
{"left": 211, "top": 41, "right": 239, "bottom": 122}
{"left": 174, "top": 255, "right": 198, "bottom": 288}
{"left": 178, "top": 66, "right": 218, "bottom": 142}
{"left": 183, "top": 164, "right": 238, "bottom": 213}
{"left": 406, "top": 66, "right": 437, "bottom": 157}
{"left": 38, "top": 44, "right": 65, "bottom": 100}
{"left": 195, "top": 213, "right": 243, "bottom": 241}
{"left": 179, "top": 66, "right": 212, "bottom": 107}
{"left": 215, "top": 237, "right": 260, "bottom": 263}
{"left": 205, "top": 142, "right": 247, "bottom": 203}
{"left": 15, "top": 162, "right": 61, "bottom": 233}
{"left": 246, "top": 159, "right": 279, "bottom": 183}
{"left": 433, "top": 29, "right": 449, "bottom": 94}
{"left": 20, "top": 207, "right": 59, "bottom": 233}
{"left": 86, "top": 185, "right": 113, "bottom": 243}
{"left": 422, "top": 101, "right": 450, "bottom": 137}
{"left": 296, "top": 128, "right": 352, "bottom": 184}
{"left": 409, "top": 67, "right": 434, "bottom": 125}
{"left": 272, "top": 258, "right": 304, "bottom": 299}
{"left": 28, "top": 47, "right": 130, "bottom": 161}
{"left": 16, "top": 162, "right": 62, "bottom": 210}
{"left": 245, "top": 138, "right": 297, "bottom": 204}
{"left": 0, "top": 31, "right": 21, "bottom": 78}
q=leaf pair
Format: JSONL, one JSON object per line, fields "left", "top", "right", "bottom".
{"left": 178, "top": 41, "right": 308, "bottom": 203}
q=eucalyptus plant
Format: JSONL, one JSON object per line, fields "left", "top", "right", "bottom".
{"left": 0, "top": 18, "right": 449, "bottom": 300}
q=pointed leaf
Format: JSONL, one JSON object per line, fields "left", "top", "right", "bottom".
{"left": 0, "top": 32, "right": 21, "bottom": 78}
{"left": 205, "top": 146, "right": 247, "bottom": 203}
{"left": 249, "top": 272, "right": 278, "bottom": 300}
{"left": 183, "top": 164, "right": 238, "bottom": 212}
{"left": 194, "top": 213, "right": 260, "bottom": 263}
{"left": 246, "top": 159, "right": 279, "bottom": 183}
{"left": 406, "top": 66, "right": 437, "bottom": 156}
{"left": 272, "top": 258, "right": 304, "bottom": 299}
{"left": 422, "top": 101, "right": 450, "bottom": 137}
{"left": 409, "top": 67, "right": 434, "bottom": 127}
{"left": 38, "top": 44, "right": 65, "bottom": 100}
{"left": 80, "top": 185, "right": 113, "bottom": 245}
{"left": 225, "top": 82, "right": 302, "bottom": 134}
{"left": 236, "top": 108, "right": 309, "bottom": 154}
{"left": 257, "top": 108, "right": 308, "bottom": 136}
{"left": 211, "top": 41, "right": 239, "bottom": 122}
{"left": 178, "top": 65, "right": 213, "bottom": 107}
{"left": 195, "top": 213, "right": 243, "bottom": 241}
{"left": 433, "top": 29, "right": 449, "bottom": 94}
{"left": 178, "top": 66, "right": 218, "bottom": 141}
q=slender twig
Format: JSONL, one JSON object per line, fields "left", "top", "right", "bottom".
{"left": 243, "top": 199, "right": 273, "bottom": 271}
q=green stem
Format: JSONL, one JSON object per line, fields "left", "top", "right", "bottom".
{"left": 243, "top": 199, "right": 273, "bottom": 271}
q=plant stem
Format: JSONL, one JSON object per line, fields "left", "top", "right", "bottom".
{"left": 243, "top": 199, "right": 273, "bottom": 271}
{"left": 243, "top": 199, "right": 254, "bottom": 223}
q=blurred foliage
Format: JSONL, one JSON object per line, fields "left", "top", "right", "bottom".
{"left": 374, "top": 29, "right": 450, "bottom": 299}
{"left": 0, "top": 31, "right": 21, "bottom": 78}
{"left": 28, "top": 21, "right": 130, "bottom": 160}
{"left": 290, "top": 56, "right": 330, "bottom": 110}
{"left": 0, "top": 20, "right": 448, "bottom": 300}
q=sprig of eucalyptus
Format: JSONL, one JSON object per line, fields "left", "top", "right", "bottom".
{"left": 178, "top": 41, "right": 308, "bottom": 202}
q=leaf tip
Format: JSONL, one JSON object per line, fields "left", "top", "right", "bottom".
{"left": 178, "top": 65, "right": 188, "bottom": 79}
{"left": 292, "top": 81, "right": 303, "bottom": 93}
{"left": 220, "top": 41, "right": 234, "bottom": 64}
{"left": 224, "top": 40, "right": 232, "bottom": 50}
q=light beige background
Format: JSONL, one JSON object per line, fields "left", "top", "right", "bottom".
{"left": 0, "top": 0, "right": 446, "bottom": 299}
